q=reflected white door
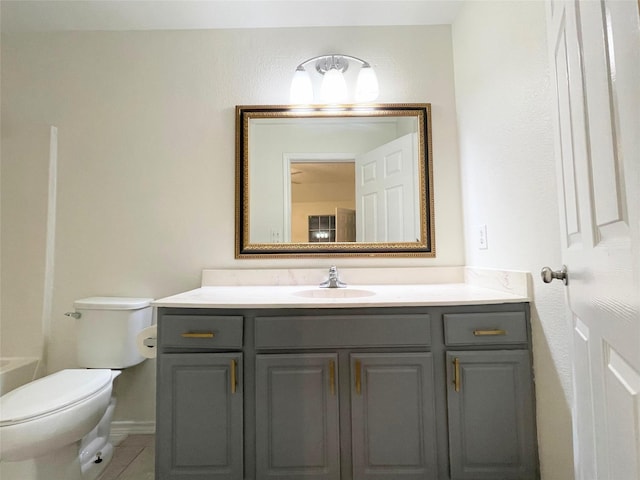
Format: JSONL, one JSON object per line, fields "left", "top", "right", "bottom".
{"left": 335, "top": 207, "right": 356, "bottom": 242}
{"left": 546, "top": 1, "right": 640, "bottom": 479}
{"left": 355, "top": 133, "right": 417, "bottom": 242}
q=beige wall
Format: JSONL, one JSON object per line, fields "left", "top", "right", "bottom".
{"left": 1, "top": 13, "right": 577, "bottom": 478}
{"left": 453, "top": 2, "right": 574, "bottom": 479}
{"left": 1, "top": 25, "right": 463, "bottom": 425}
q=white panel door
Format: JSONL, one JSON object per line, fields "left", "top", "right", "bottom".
{"left": 546, "top": 1, "right": 640, "bottom": 479}
{"left": 335, "top": 207, "right": 356, "bottom": 242}
{"left": 355, "top": 133, "right": 417, "bottom": 242}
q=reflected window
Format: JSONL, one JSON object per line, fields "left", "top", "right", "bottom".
{"left": 308, "top": 215, "right": 336, "bottom": 242}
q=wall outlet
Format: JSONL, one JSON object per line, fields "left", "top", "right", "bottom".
{"left": 478, "top": 224, "right": 488, "bottom": 250}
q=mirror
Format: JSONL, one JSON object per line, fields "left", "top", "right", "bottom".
{"left": 235, "top": 104, "right": 434, "bottom": 258}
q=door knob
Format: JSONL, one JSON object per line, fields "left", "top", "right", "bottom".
{"left": 541, "top": 265, "right": 568, "bottom": 285}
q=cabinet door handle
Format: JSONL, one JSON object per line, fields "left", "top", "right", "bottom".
{"left": 355, "top": 360, "right": 362, "bottom": 395}
{"left": 473, "top": 329, "right": 507, "bottom": 336}
{"left": 230, "top": 359, "right": 237, "bottom": 394}
{"left": 181, "top": 332, "right": 215, "bottom": 339}
{"left": 453, "top": 357, "right": 461, "bottom": 393}
{"left": 329, "top": 360, "right": 336, "bottom": 396}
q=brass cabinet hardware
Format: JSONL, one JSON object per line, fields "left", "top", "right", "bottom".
{"left": 231, "top": 359, "right": 237, "bottom": 394}
{"left": 355, "top": 360, "right": 362, "bottom": 395}
{"left": 181, "top": 332, "right": 215, "bottom": 339}
{"left": 329, "top": 360, "right": 336, "bottom": 396}
{"left": 473, "top": 329, "right": 507, "bottom": 336}
{"left": 453, "top": 358, "right": 461, "bottom": 393}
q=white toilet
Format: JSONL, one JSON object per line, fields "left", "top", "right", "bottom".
{"left": 0, "top": 297, "right": 153, "bottom": 480}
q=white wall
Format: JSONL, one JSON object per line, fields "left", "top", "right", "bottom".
{"left": 452, "top": 2, "right": 574, "bottom": 479}
{"left": 1, "top": 25, "right": 463, "bottom": 425}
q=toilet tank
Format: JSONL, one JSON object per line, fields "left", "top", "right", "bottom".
{"left": 74, "top": 297, "right": 153, "bottom": 369}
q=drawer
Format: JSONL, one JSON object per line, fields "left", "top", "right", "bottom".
{"left": 255, "top": 314, "right": 430, "bottom": 349}
{"left": 444, "top": 311, "right": 527, "bottom": 346}
{"left": 160, "top": 315, "right": 243, "bottom": 349}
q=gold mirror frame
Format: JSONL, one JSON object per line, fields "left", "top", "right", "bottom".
{"left": 235, "top": 103, "right": 435, "bottom": 258}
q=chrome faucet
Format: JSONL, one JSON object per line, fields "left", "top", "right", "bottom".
{"left": 319, "top": 266, "right": 346, "bottom": 288}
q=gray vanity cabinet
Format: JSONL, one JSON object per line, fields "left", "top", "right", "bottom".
{"left": 253, "top": 313, "right": 436, "bottom": 480}
{"left": 156, "top": 304, "right": 538, "bottom": 480}
{"left": 156, "top": 353, "right": 244, "bottom": 480}
{"left": 350, "top": 353, "right": 438, "bottom": 480}
{"left": 156, "top": 314, "right": 244, "bottom": 480}
{"left": 446, "top": 351, "right": 536, "bottom": 480}
{"left": 255, "top": 353, "right": 341, "bottom": 480}
{"left": 443, "top": 311, "right": 538, "bottom": 480}
{"left": 254, "top": 352, "right": 437, "bottom": 480}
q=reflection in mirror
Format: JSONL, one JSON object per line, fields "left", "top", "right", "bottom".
{"left": 236, "top": 104, "right": 434, "bottom": 258}
{"left": 291, "top": 161, "right": 356, "bottom": 243}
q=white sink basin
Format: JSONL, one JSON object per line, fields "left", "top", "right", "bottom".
{"left": 292, "top": 288, "right": 376, "bottom": 299}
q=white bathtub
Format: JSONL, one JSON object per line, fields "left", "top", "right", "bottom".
{"left": 0, "top": 357, "right": 41, "bottom": 396}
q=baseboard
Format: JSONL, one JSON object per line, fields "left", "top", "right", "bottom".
{"left": 110, "top": 420, "right": 156, "bottom": 445}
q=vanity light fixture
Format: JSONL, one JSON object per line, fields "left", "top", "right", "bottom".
{"left": 289, "top": 54, "right": 379, "bottom": 104}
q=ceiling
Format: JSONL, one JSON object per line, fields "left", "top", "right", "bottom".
{"left": 291, "top": 162, "right": 355, "bottom": 185}
{"left": 0, "top": 0, "right": 464, "bottom": 33}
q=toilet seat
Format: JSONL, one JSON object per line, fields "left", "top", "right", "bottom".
{"left": 0, "top": 369, "right": 113, "bottom": 427}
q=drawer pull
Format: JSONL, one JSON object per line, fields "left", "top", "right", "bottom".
{"left": 453, "top": 357, "right": 461, "bottom": 393}
{"left": 181, "top": 332, "right": 215, "bottom": 339}
{"left": 473, "top": 329, "right": 507, "bottom": 336}
{"left": 355, "top": 360, "right": 362, "bottom": 395}
{"left": 329, "top": 360, "right": 336, "bottom": 396}
{"left": 230, "top": 359, "right": 237, "bottom": 394}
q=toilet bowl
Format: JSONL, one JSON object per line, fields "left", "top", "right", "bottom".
{"left": 0, "top": 369, "right": 116, "bottom": 480}
{"left": 79, "top": 396, "right": 118, "bottom": 478}
{"left": 0, "top": 297, "right": 153, "bottom": 480}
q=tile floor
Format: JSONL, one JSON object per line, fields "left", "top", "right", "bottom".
{"left": 98, "top": 435, "right": 155, "bottom": 480}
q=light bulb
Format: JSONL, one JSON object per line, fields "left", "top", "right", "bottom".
{"left": 290, "top": 67, "right": 313, "bottom": 104}
{"left": 320, "top": 68, "right": 348, "bottom": 103}
{"left": 355, "top": 65, "right": 379, "bottom": 102}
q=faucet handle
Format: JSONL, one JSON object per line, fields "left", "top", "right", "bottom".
{"left": 320, "top": 266, "right": 345, "bottom": 288}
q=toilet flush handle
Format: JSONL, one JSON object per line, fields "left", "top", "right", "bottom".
{"left": 64, "top": 311, "right": 81, "bottom": 319}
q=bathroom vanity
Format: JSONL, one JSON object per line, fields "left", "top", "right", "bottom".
{"left": 154, "top": 277, "right": 539, "bottom": 480}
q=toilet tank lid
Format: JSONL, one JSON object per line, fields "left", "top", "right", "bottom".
{"left": 0, "top": 369, "right": 114, "bottom": 426}
{"left": 74, "top": 297, "right": 153, "bottom": 310}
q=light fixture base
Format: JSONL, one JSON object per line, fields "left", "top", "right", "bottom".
{"left": 315, "top": 55, "right": 349, "bottom": 75}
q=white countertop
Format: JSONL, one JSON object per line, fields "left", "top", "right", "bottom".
{"left": 153, "top": 283, "right": 528, "bottom": 309}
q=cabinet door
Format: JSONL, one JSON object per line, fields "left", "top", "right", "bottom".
{"left": 350, "top": 353, "right": 438, "bottom": 480}
{"left": 446, "top": 350, "right": 537, "bottom": 480}
{"left": 255, "top": 353, "right": 340, "bottom": 480}
{"left": 156, "top": 353, "right": 243, "bottom": 480}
